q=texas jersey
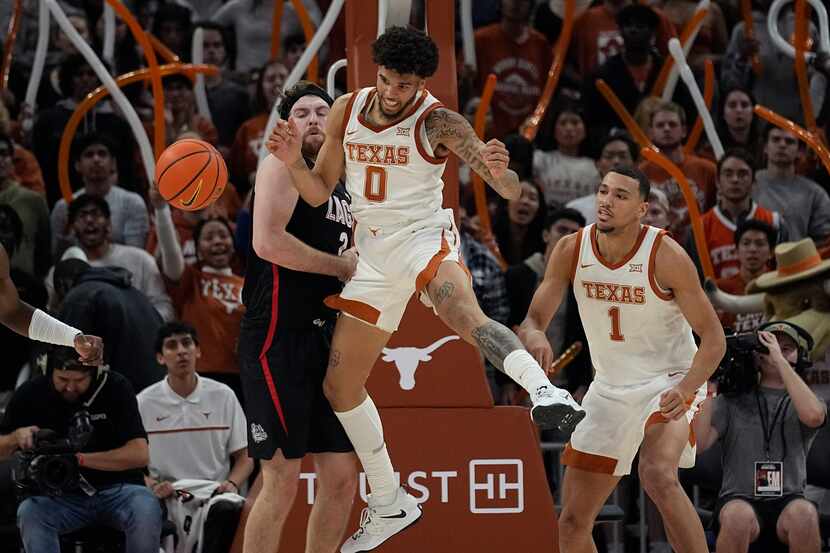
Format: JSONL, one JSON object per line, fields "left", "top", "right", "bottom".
{"left": 571, "top": 224, "right": 697, "bottom": 386}
{"left": 341, "top": 87, "right": 447, "bottom": 227}
{"left": 701, "top": 201, "right": 779, "bottom": 279}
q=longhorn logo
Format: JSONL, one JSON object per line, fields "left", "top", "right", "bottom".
{"left": 381, "top": 335, "right": 460, "bottom": 390}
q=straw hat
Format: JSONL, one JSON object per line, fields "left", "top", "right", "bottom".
{"left": 747, "top": 238, "right": 830, "bottom": 292}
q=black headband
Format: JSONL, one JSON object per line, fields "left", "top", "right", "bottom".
{"left": 279, "top": 81, "right": 334, "bottom": 120}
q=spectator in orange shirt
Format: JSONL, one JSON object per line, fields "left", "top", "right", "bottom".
{"left": 640, "top": 100, "right": 717, "bottom": 241}
{"left": 474, "top": 0, "right": 552, "bottom": 139}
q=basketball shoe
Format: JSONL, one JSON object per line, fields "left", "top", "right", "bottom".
{"left": 340, "top": 487, "right": 422, "bottom": 552}
{"left": 530, "top": 385, "right": 585, "bottom": 433}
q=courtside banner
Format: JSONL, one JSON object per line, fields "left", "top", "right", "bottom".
{"left": 232, "top": 407, "right": 559, "bottom": 552}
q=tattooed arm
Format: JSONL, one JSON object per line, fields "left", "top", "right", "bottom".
{"left": 425, "top": 108, "right": 521, "bottom": 200}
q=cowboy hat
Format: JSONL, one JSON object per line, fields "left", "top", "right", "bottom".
{"left": 747, "top": 238, "right": 830, "bottom": 292}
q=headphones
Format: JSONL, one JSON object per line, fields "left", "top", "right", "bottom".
{"left": 757, "top": 321, "right": 814, "bottom": 374}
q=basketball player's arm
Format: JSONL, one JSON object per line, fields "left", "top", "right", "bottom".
{"left": 517, "top": 234, "right": 577, "bottom": 371}
{"left": 425, "top": 108, "right": 521, "bottom": 200}
{"left": 654, "top": 237, "right": 727, "bottom": 420}
{"left": 253, "top": 155, "right": 356, "bottom": 281}
{"left": 267, "top": 94, "right": 350, "bottom": 207}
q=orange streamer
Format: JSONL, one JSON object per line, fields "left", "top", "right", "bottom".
{"left": 521, "top": 0, "right": 576, "bottom": 141}
{"left": 641, "top": 148, "right": 715, "bottom": 279}
{"left": 754, "top": 105, "right": 830, "bottom": 174}
{"left": 289, "top": 0, "right": 318, "bottom": 82}
{"left": 58, "top": 64, "right": 219, "bottom": 204}
{"left": 794, "top": 0, "right": 817, "bottom": 133}
{"left": 652, "top": 7, "right": 708, "bottom": 97}
{"left": 148, "top": 33, "right": 181, "bottom": 64}
{"left": 271, "top": 0, "right": 285, "bottom": 59}
{"left": 684, "top": 59, "right": 715, "bottom": 154}
{"left": 105, "top": 0, "right": 166, "bottom": 159}
{"left": 740, "top": 0, "right": 762, "bottom": 76}
{"left": 472, "top": 74, "right": 507, "bottom": 270}
{"left": 595, "top": 79, "right": 652, "bottom": 149}
{"left": 1, "top": 0, "right": 23, "bottom": 90}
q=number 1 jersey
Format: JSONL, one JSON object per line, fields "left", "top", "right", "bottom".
{"left": 341, "top": 87, "right": 447, "bottom": 227}
{"left": 571, "top": 224, "right": 697, "bottom": 386}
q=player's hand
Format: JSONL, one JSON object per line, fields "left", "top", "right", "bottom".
{"left": 338, "top": 247, "right": 358, "bottom": 282}
{"left": 149, "top": 180, "right": 166, "bottom": 210}
{"left": 74, "top": 334, "right": 103, "bottom": 366}
{"left": 14, "top": 426, "right": 39, "bottom": 451}
{"left": 659, "top": 386, "right": 692, "bottom": 420}
{"left": 266, "top": 119, "right": 303, "bottom": 165}
{"left": 522, "top": 329, "right": 555, "bottom": 374}
{"left": 151, "top": 480, "right": 175, "bottom": 499}
{"left": 482, "top": 139, "right": 509, "bottom": 179}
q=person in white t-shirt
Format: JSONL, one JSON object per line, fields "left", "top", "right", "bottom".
{"left": 138, "top": 321, "right": 253, "bottom": 553}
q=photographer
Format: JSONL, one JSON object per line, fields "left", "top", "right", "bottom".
{"left": 694, "top": 322, "right": 827, "bottom": 553}
{"left": 0, "top": 346, "right": 162, "bottom": 553}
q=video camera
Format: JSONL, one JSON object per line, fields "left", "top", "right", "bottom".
{"left": 713, "top": 331, "right": 768, "bottom": 396}
{"left": 12, "top": 410, "right": 93, "bottom": 497}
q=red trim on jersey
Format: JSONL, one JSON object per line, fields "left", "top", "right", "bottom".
{"left": 569, "top": 228, "right": 584, "bottom": 283}
{"left": 258, "top": 265, "right": 288, "bottom": 434}
{"left": 416, "top": 231, "right": 451, "bottom": 292}
{"left": 648, "top": 231, "right": 674, "bottom": 300}
{"left": 340, "top": 92, "right": 359, "bottom": 141}
{"left": 324, "top": 294, "right": 381, "bottom": 325}
{"left": 561, "top": 443, "right": 617, "bottom": 474}
{"left": 414, "top": 102, "right": 449, "bottom": 165}
{"left": 358, "top": 89, "right": 428, "bottom": 132}
{"left": 590, "top": 225, "right": 648, "bottom": 270}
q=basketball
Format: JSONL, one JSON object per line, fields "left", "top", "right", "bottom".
{"left": 155, "top": 139, "right": 227, "bottom": 211}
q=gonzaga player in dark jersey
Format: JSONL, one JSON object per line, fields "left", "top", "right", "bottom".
{"left": 239, "top": 82, "right": 358, "bottom": 553}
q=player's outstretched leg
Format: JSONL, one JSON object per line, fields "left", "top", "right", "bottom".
{"left": 426, "top": 261, "right": 584, "bottom": 432}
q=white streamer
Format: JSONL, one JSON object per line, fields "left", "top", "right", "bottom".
{"left": 192, "top": 27, "right": 212, "bottom": 122}
{"left": 102, "top": 3, "right": 115, "bottom": 67}
{"left": 662, "top": 0, "right": 709, "bottom": 101}
{"left": 24, "top": 0, "right": 50, "bottom": 113}
{"left": 258, "top": 0, "right": 345, "bottom": 163}
{"left": 668, "top": 38, "right": 724, "bottom": 159}
{"left": 461, "top": 0, "right": 476, "bottom": 71}
{"left": 767, "top": 0, "right": 830, "bottom": 61}
{"left": 377, "top": 0, "right": 388, "bottom": 37}
{"left": 327, "top": 58, "right": 347, "bottom": 98}
{"left": 45, "top": 0, "right": 155, "bottom": 187}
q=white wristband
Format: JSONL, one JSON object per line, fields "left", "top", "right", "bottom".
{"left": 28, "top": 309, "right": 82, "bottom": 347}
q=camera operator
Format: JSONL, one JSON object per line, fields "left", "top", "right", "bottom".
{"left": 0, "top": 346, "right": 162, "bottom": 553}
{"left": 694, "top": 322, "right": 827, "bottom": 553}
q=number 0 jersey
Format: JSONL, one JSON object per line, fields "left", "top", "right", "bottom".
{"left": 341, "top": 87, "right": 447, "bottom": 227}
{"left": 571, "top": 224, "right": 697, "bottom": 386}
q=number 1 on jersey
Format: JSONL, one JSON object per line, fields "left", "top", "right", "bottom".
{"left": 364, "top": 166, "right": 387, "bottom": 202}
{"left": 608, "top": 306, "right": 625, "bottom": 341}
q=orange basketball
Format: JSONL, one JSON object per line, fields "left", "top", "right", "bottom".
{"left": 155, "top": 139, "right": 227, "bottom": 211}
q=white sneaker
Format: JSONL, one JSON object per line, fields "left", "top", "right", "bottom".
{"left": 340, "top": 487, "right": 422, "bottom": 553}
{"left": 530, "top": 385, "right": 585, "bottom": 433}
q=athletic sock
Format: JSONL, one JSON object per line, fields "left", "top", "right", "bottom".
{"left": 334, "top": 395, "right": 398, "bottom": 507}
{"left": 503, "top": 350, "right": 553, "bottom": 396}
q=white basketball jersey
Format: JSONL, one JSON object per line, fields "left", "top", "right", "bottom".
{"left": 571, "top": 224, "right": 697, "bottom": 386}
{"left": 342, "top": 87, "right": 447, "bottom": 226}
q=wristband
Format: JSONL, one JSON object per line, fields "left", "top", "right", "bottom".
{"left": 76, "top": 453, "right": 85, "bottom": 467}
{"left": 28, "top": 309, "right": 81, "bottom": 347}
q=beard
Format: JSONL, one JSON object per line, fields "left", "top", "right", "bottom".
{"left": 301, "top": 133, "right": 324, "bottom": 158}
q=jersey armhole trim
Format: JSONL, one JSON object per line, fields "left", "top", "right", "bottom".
{"left": 339, "top": 92, "right": 360, "bottom": 141}
{"left": 569, "top": 228, "right": 584, "bottom": 283}
{"left": 414, "top": 103, "right": 449, "bottom": 165}
{"left": 648, "top": 230, "right": 674, "bottom": 301}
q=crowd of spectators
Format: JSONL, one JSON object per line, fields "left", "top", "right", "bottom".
{"left": 0, "top": 0, "right": 829, "bottom": 551}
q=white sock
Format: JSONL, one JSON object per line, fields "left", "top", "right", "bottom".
{"left": 334, "top": 396, "right": 398, "bottom": 507}
{"left": 503, "top": 350, "right": 553, "bottom": 395}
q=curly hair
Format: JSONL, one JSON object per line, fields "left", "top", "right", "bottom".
{"left": 372, "top": 26, "right": 439, "bottom": 78}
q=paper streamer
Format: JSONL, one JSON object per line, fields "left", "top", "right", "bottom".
{"left": 290, "top": 0, "right": 318, "bottom": 82}
{"left": 660, "top": 0, "right": 709, "bottom": 101}
{"left": 326, "top": 58, "right": 347, "bottom": 97}
{"left": 683, "top": 58, "right": 715, "bottom": 155}
{"left": 57, "top": 64, "right": 219, "bottom": 204}
{"left": 767, "top": 0, "right": 830, "bottom": 61}
{"left": 45, "top": 0, "right": 156, "bottom": 194}
{"left": 794, "top": 0, "right": 818, "bottom": 133}
{"left": 669, "top": 38, "right": 724, "bottom": 159}
{"left": 102, "top": 2, "right": 115, "bottom": 67}
{"left": 522, "top": 0, "right": 576, "bottom": 142}
{"left": 460, "top": 0, "right": 476, "bottom": 71}
{"left": 740, "top": 0, "right": 763, "bottom": 76}
{"left": 192, "top": 27, "right": 212, "bottom": 122}
{"left": 24, "top": 0, "right": 50, "bottom": 111}
{"left": 754, "top": 104, "right": 830, "bottom": 174}
{"left": 258, "top": 0, "right": 345, "bottom": 163}
{"left": 270, "top": 0, "right": 284, "bottom": 59}
{"left": 595, "top": 79, "right": 652, "bottom": 149}
{"left": 1, "top": 0, "right": 23, "bottom": 90}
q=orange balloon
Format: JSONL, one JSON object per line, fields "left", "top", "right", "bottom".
{"left": 58, "top": 64, "right": 219, "bottom": 204}
{"left": 289, "top": 0, "right": 318, "bottom": 83}
{"left": 271, "top": 0, "right": 285, "bottom": 60}
{"left": 595, "top": 79, "right": 653, "bottom": 149}
{"left": 148, "top": 33, "right": 181, "bottom": 64}
{"left": 684, "top": 59, "right": 715, "bottom": 155}
{"left": 0, "top": 0, "right": 22, "bottom": 90}
{"left": 754, "top": 105, "right": 830, "bottom": 174}
{"left": 741, "top": 0, "right": 763, "bottom": 76}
